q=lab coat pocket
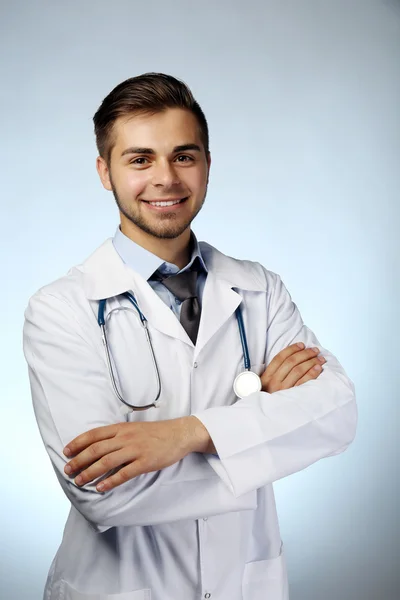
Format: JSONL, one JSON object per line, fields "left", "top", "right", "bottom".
{"left": 60, "top": 580, "right": 152, "bottom": 600}
{"left": 242, "top": 546, "right": 288, "bottom": 600}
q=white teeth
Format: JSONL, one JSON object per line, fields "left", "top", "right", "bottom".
{"left": 148, "top": 199, "right": 183, "bottom": 207}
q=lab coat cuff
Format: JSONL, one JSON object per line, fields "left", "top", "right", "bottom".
{"left": 192, "top": 394, "right": 272, "bottom": 496}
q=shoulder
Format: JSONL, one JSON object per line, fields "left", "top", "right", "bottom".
{"left": 199, "top": 240, "right": 281, "bottom": 293}
{"left": 24, "top": 273, "right": 91, "bottom": 347}
{"left": 26, "top": 264, "right": 86, "bottom": 312}
{"left": 25, "top": 238, "right": 116, "bottom": 312}
{"left": 24, "top": 239, "right": 103, "bottom": 324}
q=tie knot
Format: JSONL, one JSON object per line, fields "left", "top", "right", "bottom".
{"left": 160, "top": 270, "right": 198, "bottom": 302}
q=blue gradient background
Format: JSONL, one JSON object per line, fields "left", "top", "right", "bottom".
{"left": 1, "top": 1, "right": 399, "bottom": 598}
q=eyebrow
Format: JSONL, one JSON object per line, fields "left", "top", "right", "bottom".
{"left": 121, "top": 143, "right": 202, "bottom": 157}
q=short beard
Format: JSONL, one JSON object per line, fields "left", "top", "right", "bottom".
{"left": 110, "top": 176, "right": 207, "bottom": 240}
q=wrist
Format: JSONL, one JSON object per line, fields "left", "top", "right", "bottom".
{"left": 180, "top": 416, "right": 216, "bottom": 454}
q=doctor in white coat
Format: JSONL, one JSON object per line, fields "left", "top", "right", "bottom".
{"left": 23, "top": 73, "right": 357, "bottom": 600}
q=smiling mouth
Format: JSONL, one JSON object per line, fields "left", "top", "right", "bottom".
{"left": 142, "top": 197, "right": 188, "bottom": 207}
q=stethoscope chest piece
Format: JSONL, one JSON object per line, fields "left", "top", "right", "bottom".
{"left": 233, "top": 370, "right": 262, "bottom": 399}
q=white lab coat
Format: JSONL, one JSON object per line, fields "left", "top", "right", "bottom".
{"left": 23, "top": 238, "right": 357, "bottom": 600}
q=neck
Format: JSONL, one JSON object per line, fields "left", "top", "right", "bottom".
{"left": 120, "top": 219, "right": 192, "bottom": 270}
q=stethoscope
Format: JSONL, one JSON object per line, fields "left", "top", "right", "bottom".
{"left": 98, "top": 291, "right": 262, "bottom": 412}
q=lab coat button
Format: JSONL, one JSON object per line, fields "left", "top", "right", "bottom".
{"left": 204, "top": 594, "right": 211, "bottom": 599}
{"left": 194, "top": 362, "right": 198, "bottom": 368}
{"left": 203, "top": 517, "right": 208, "bottom": 521}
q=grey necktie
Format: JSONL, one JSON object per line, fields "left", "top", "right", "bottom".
{"left": 160, "top": 270, "right": 201, "bottom": 344}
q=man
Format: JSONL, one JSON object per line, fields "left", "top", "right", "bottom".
{"left": 23, "top": 73, "right": 357, "bottom": 600}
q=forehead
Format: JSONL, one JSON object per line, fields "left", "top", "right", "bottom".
{"left": 112, "top": 108, "right": 202, "bottom": 150}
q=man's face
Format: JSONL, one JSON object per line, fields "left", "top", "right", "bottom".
{"left": 97, "top": 108, "right": 211, "bottom": 240}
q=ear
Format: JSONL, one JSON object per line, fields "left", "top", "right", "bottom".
{"left": 206, "top": 152, "right": 212, "bottom": 183}
{"left": 96, "top": 156, "right": 112, "bottom": 191}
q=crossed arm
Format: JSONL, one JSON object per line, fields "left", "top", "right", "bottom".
{"left": 24, "top": 274, "right": 356, "bottom": 528}
{"left": 62, "top": 343, "right": 327, "bottom": 492}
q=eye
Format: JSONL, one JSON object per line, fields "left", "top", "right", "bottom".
{"left": 130, "top": 157, "right": 149, "bottom": 165}
{"left": 175, "top": 155, "right": 194, "bottom": 163}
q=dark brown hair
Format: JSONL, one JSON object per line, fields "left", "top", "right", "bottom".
{"left": 93, "top": 72, "right": 209, "bottom": 164}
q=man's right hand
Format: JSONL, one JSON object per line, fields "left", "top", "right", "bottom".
{"left": 261, "top": 343, "right": 326, "bottom": 393}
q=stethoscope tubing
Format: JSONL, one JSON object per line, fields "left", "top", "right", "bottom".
{"left": 98, "top": 291, "right": 252, "bottom": 411}
{"left": 99, "top": 293, "right": 161, "bottom": 411}
{"left": 234, "top": 305, "right": 251, "bottom": 370}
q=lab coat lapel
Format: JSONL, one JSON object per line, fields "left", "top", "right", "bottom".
{"left": 193, "top": 241, "right": 267, "bottom": 360}
{"left": 194, "top": 271, "right": 243, "bottom": 361}
{"left": 81, "top": 238, "right": 192, "bottom": 346}
{"left": 131, "top": 275, "right": 191, "bottom": 345}
{"left": 81, "top": 237, "right": 266, "bottom": 351}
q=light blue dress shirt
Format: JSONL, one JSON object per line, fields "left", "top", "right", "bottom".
{"left": 112, "top": 226, "right": 208, "bottom": 319}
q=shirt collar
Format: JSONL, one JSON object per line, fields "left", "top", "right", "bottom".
{"left": 112, "top": 226, "right": 208, "bottom": 281}
{"left": 81, "top": 238, "right": 265, "bottom": 300}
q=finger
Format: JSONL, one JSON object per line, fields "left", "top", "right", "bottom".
{"left": 64, "top": 438, "right": 122, "bottom": 475}
{"left": 74, "top": 448, "right": 135, "bottom": 487}
{"left": 263, "top": 343, "right": 306, "bottom": 379}
{"left": 294, "top": 363, "right": 325, "bottom": 387}
{"left": 280, "top": 356, "right": 326, "bottom": 389}
{"left": 96, "top": 460, "right": 149, "bottom": 492}
{"left": 63, "top": 424, "right": 118, "bottom": 457}
{"left": 274, "top": 347, "right": 322, "bottom": 383}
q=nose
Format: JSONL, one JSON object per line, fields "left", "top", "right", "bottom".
{"left": 151, "top": 159, "right": 180, "bottom": 188}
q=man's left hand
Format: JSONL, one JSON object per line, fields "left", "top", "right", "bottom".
{"left": 63, "top": 416, "right": 214, "bottom": 492}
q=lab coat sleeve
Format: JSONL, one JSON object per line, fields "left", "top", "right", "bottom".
{"left": 23, "top": 291, "right": 257, "bottom": 532}
{"left": 193, "top": 269, "right": 357, "bottom": 497}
